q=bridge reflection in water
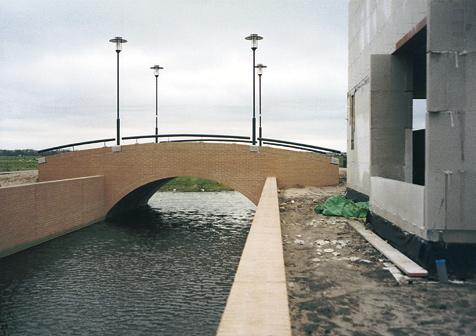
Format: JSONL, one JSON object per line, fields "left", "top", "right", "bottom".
{"left": 0, "top": 191, "right": 254, "bottom": 336}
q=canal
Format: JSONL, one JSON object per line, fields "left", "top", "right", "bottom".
{"left": 0, "top": 191, "right": 255, "bottom": 336}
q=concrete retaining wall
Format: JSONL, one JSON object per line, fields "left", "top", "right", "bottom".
{"left": 0, "top": 176, "right": 105, "bottom": 257}
{"left": 370, "top": 177, "right": 425, "bottom": 238}
{"left": 217, "top": 177, "right": 291, "bottom": 335}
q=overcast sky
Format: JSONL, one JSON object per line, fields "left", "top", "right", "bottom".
{"left": 0, "top": 0, "right": 348, "bottom": 151}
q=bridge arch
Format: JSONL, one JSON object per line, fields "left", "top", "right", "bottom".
{"left": 38, "top": 142, "right": 338, "bottom": 218}
{"left": 106, "top": 175, "right": 255, "bottom": 219}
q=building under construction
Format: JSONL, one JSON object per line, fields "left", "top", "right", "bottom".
{"left": 347, "top": 0, "right": 476, "bottom": 269}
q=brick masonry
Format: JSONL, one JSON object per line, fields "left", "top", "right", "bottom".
{"left": 38, "top": 143, "right": 339, "bottom": 213}
{"left": 0, "top": 143, "right": 337, "bottom": 257}
{"left": 0, "top": 176, "right": 105, "bottom": 257}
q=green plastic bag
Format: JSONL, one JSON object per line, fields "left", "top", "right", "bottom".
{"left": 314, "top": 196, "right": 368, "bottom": 218}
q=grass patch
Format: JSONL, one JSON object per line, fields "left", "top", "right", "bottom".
{"left": 159, "top": 176, "right": 233, "bottom": 192}
{"left": 0, "top": 156, "right": 38, "bottom": 172}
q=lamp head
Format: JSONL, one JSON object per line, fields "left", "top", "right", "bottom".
{"left": 255, "top": 63, "right": 267, "bottom": 75}
{"left": 109, "top": 36, "right": 128, "bottom": 52}
{"left": 150, "top": 65, "right": 164, "bottom": 76}
{"left": 245, "top": 33, "right": 263, "bottom": 49}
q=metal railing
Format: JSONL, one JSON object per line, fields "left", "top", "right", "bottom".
{"left": 262, "top": 141, "right": 327, "bottom": 154}
{"left": 122, "top": 134, "right": 250, "bottom": 141}
{"left": 38, "top": 138, "right": 115, "bottom": 154}
{"left": 259, "top": 137, "right": 341, "bottom": 154}
{"left": 38, "top": 133, "right": 341, "bottom": 155}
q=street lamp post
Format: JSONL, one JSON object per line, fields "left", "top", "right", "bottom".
{"left": 109, "top": 36, "right": 127, "bottom": 146}
{"left": 244, "top": 33, "right": 263, "bottom": 146}
{"left": 255, "top": 64, "right": 267, "bottom": 146}
{"left": 150, "top": 65, "right": 164, "bottom": 143}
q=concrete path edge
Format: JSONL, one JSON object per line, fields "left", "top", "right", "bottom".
{"left": 216, "top": 176, "right": 292, "bottom": 336}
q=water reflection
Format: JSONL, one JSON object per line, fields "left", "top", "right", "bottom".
{"left": 0, "top": 191, "right": 254, "bottom": 336}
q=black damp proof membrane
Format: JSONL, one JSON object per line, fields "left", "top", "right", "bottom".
{"left": 367, "top": 212, "right": 476, "bottom": 279}
{"left": 345, "top": 187, "right": 369, "bottom": 203}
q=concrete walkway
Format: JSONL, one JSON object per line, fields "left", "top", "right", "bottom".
{"left": 217, "top": 177, "right": 291, "bottom": 336}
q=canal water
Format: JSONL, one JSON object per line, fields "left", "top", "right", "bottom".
{"left": 0, "top": 191, "right": 255, "bottom": 336}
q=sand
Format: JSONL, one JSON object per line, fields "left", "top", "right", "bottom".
{"left": 0, "top": 170, "right": 38, "bottom": 187}
{"left": 280, "top": 186, "right": 476, "bottom": 336}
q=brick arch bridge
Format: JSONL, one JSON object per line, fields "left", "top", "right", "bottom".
{"left": 38, "top": 142, "right": 339, "bottom": 217}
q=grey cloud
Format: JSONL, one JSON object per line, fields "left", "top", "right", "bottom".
{"left": 0, "top": 0, "right": 348, "bottom": 151}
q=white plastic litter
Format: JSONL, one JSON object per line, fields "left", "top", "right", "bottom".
{"left": 314, "top": 239, "right": 330, "bottom": 246}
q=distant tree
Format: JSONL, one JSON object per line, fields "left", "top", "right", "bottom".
{"left": 0, "top": 149, "right": 38, "bottom": 156}
{"left": 0, "top": 149, "right": 71, "bottom": 156}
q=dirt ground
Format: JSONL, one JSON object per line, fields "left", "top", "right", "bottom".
{"left": 280, "top": 186, "right": 476, "bottom": 336}
{"left": 0, "top": 170, "right": 37, "bottom": 187}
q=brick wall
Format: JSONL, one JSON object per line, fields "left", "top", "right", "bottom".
{"left": 0, "top": 176, "right": 105, "bottom": 257}
{"left": 39, "top": 143, "right": 338, "bottom": 212}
